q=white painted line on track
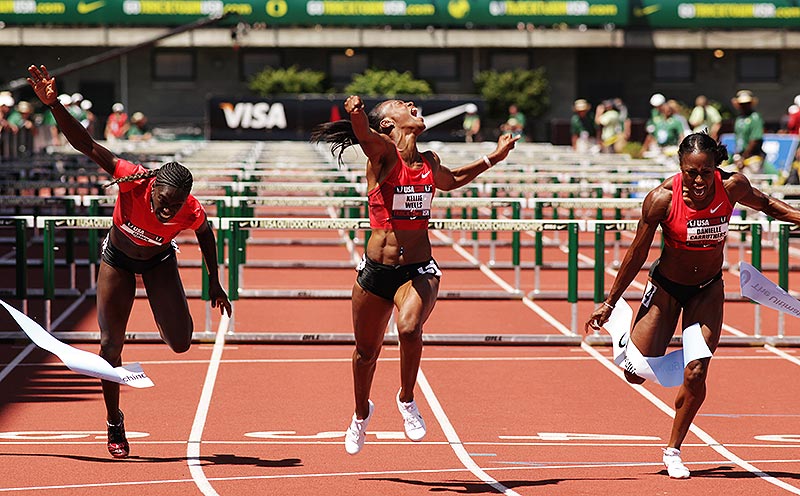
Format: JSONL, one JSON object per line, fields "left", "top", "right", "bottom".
{"left": 7, "top": 456, "right": 800, "bottom": 492}
{"left": 415, "top": 368, "right": 523, "bottom": 496}
{"left": 187, "top": 312, "right": 231, "bottom": 496}
{"left": 432, "top": 229, "right": 572, "bottom": 336}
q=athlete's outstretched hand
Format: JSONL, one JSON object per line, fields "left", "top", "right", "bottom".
{"left": 27, "top": 65, "right": 58, "bottom": 107}
{"left": 489, "top": 133, "right": 520, "bottom": 165}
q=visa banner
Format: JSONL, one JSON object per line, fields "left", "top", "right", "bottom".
{"left": 206, "top": 95, "right": 485, "bottom": 141}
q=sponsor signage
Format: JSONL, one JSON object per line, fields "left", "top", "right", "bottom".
{"left": 207, "top": 95, "right": 485, "bottom": 142}
{"left": 633, "top": 0, "right": 800, "bottom": 28}
{"left": 720, "top": 133, "right": 800, "bottom": 174}
{"left": 3, "top": 0, "right": 624, "bottom": 27}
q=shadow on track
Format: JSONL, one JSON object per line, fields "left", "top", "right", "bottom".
{"left": 0, "top": 452, "right": 303, "bottom": 468}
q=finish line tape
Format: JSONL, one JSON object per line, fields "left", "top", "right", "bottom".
{"left": 603, "top": 298, "right": 711, "bottom": 387}
{"left": 0, "top": 300, "right": 153, "bottom": 388}
{"left": 740, "top": 261, "right": 800, "bottom": 318}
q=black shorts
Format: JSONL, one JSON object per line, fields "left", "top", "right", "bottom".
{"left": 649, "top": 260, "right": 722, "bottom": 307}
{"left": 101, "top": 232, "right": 177, "bottom": 274}
{"left": 356, "top": 255, "right": 441, "bottom": 301}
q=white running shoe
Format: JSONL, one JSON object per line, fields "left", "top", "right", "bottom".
{"left": 344, "top": 400, "right": 374, "bottom": 455}
{"left": 396, "top": 389, "right": 426, "bottom": 441}
{"left": 662, "top": 447, "right": 691, "bottom": 479}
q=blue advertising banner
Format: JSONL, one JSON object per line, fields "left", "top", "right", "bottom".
{"left": 720, "top": 133, "right": 799, "bottom": 173}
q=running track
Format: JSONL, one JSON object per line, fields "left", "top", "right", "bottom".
{"left": 3, "top": 221, "right": 800, "bottom": 495}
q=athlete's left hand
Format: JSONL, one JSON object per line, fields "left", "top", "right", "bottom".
{"left": 487, "top": 134, "right": 520, "bottom": 165}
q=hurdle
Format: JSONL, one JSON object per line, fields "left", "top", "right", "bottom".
{"left": 7, "top": 202, "right": 800, "bottom": 344}
{"left": 35, "top": 215, "right": 222, "bottom": 332}
{"left": 222, "top": 217, "right": 584, "bottom": 331}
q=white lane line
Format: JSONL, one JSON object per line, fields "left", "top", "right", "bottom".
{"left": 7, "top": 456, "right": 800, "bottom": 492}
{"left": 187, "top": 313, "right": 231, "bottom": 496}
{"left": 416, "top": 368, "right": 523, "bottom": 496}
{"left": 432, "top": 230, "right": 572, "bottom": 336}
{"left": 0, "top": 293, "right": 87, "bottom": 386}
{"left": 580, "top": 341, "right": 800, "bottom": 494}
{"left": 1, "top": 354, "right": 783, "bottom": 368}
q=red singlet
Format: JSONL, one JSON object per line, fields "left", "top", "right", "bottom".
{"left": 661, "top": 169, "right": 733, "bottom": 251}
{"left": 368, "top": 151, "right": 436, "bottom": 230}
{"left": 112, "top": 159, "right": 206, "bottom": 247}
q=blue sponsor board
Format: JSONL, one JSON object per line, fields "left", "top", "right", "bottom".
{"left": 720, "top": 133, "right": 799, "bottom": 173}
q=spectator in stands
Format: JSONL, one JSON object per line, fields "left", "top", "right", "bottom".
{"left": 649, "top": 93, "right": 666, "bottom": 120}
{"left": 0, "top": 91, "right": 18, "bottom": 135}
{"left": 570, "top": 99, "right": 595, "bottom": 152}
{"left": 595, "top": 99, "right": 627, "bottom": 153}
{"left": 311, "top": 95, "right": 518, "bottom": 456}
{"left": 80, "top": 99, "right": 97, "bottom": 137}
{"left": 7, "top": 101, "right": 37, "bottom": 156}
{"left": 639, "top": 99, "right": 685, "bottom": 158}
{"left": 27, "top": 64, "right": 231, "bottom": 459}
{"left": 668, "top": 100, "right": 692, "bottom": 135}
{"left": 127, "top": 112, "right": 152, "bottom": 141}
{"left": 585, "top": 131, "right": 800, "bottom": 480}
{"left": 689, "top": 95, "right": 722, "bottom": 140}
{"left": 500, "top": 104, "right": 526, "bottom": 142}
{"left": 462, "top": 104, "right": 481, "bottom": 143}
{"left": 786, "top": 105, "right": 800, "bottom": 135}
{"left": 68, "top": 93, "right": 87, "bottom": 124}
{"left": 105, "top": 102, "right": 129, "bottom": 141}
{"left": 732, "top": 90, "right": 765, "bottom": 175}
{"left": 0, "top": 92, "right": 19, "bottom": 161}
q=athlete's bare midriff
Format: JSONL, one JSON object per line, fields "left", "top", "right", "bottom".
{"left": 657, "top": 242, "right": 725, "bottom": 285}
{"left": 109, "top": 225, "right": 172, "bottom": 260}
{"left": 366, "top": 228, "right": 431, "bottom": 266}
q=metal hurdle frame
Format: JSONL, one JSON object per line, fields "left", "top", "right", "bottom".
{"left": 222, "top": 217, "right": 585, "bottom": 339}
{"left": 35, "top": 215, "right": 222, "bottom": 333}
{"left": 3, "top": 207, "right": 799, "bottom": 345}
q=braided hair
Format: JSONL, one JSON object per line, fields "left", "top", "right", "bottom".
{"left": 105, "top": 161, "right": 193, "bottom": 193}
{"left": 678, "top": 131, "right": 729, "bottom": 167}
{"left": 309, "top": 102, "right": 387, "bottom": 165}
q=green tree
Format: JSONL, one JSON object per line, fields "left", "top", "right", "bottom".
{"left": 248, "top": 66, "right": 327, "bottom": 95}
{"left": 344, "top": 69, "right": 432, "bottom": 97}
{"left": 474, "top": 68, "right": 550, "bottom": 120}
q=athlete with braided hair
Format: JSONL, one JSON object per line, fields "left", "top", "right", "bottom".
{"left": 28, "top": 65, "right": 231, "bottom": 458}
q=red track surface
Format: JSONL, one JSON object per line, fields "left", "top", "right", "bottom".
{"left": 3, "top": 226, "right": 800, "bottom": 495}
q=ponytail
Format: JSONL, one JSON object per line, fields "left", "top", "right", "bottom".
{"left": 310, "top": 120, "right": 359, "bottom": 165}
{"left": 310, "top": 102, "right": 386, "bottom": 166}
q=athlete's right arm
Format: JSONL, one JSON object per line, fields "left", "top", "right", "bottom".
{"left": 584, "top": 185, "right": 668, "bottom": 333}
{"left": 344, "top": 95, "right": 391, "bottom": 166}
{"left": 27, "top": 65, "right": 117, "bottom": 175}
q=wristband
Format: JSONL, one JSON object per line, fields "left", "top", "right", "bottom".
{"left": 482, "top": 155, "right": 493, "bottom": 168}
{"left": 603, "top": 301, "right": 615, "bottom": 310}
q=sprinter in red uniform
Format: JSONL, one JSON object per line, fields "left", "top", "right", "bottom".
{"left": 585, "top": 132, "right": 800, "bottom": 479}
{"left": 312, "top": 96, "right": 518, "bottom": 454}
{"left": 28, "top": 65, "right": 231, "bottom": 458}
